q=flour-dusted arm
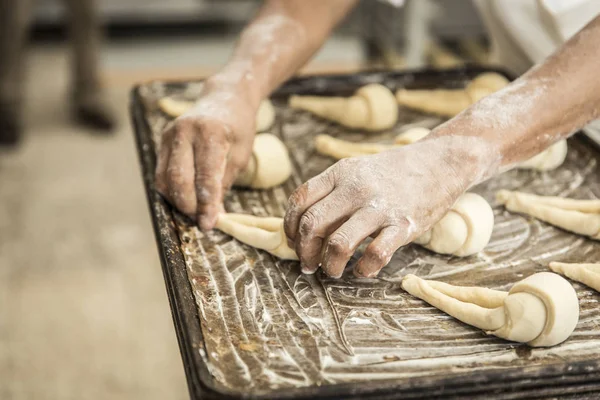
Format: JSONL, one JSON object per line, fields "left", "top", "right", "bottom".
{"left": 155, "top": 0, "right": 359, "bottom": 229}
{"left": 285, "top": 16, "right": 600, "bottom": 279}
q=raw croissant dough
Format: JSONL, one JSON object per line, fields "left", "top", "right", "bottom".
{"left": 234, "top": 133, "right": 292, "bottom": 189}
{"left": 158, "top": 97, "right": 276, "bottom": 132}
{"left": 549, "top": 262, "right": 600, "bottom": 292}
{"left": 516, "top": 140, "right": 568, "bottom": 171}
{"left": 395, "top": 72, "right": 510, "bottom": 117}
{"left": 216, "top": 213, "right": 296, "bottom": 260}
{"left": 314, "top": 130, "right": 567, "bottom": 171}
{"left": 289, "top": 84, "right": 398, "bottom": 131}
{"left": 414, "top": 192, "right": 494, "bottom": 257}
{"left": 497, "top": 190, "right": 600, "bottom": 240}
{"left": 314, "top": 127, "right": 431, "bottom": 159}
{"left": 401, "top": 272, "right": 579, "bottom": 347}
{"left": 216, "top": 193, "right": 493, "bottom": 260}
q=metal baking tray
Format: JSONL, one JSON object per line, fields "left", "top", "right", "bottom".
{"left": 130, "top": 67, "right": 600, "bottom": 399}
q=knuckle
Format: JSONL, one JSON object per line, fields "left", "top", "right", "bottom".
{"left": 299, "top": 209, "right": 320, "bottom": 236}
{"left": 173, "top": 116, "right": 198, "bottom": 134}
{"left": 365, "top": 245, "right": 391, "bottom": 266}
{"left": 327, "top": 234, "right": 351, "bottom": 257}
{"left": 288, "top": 184, "right": 308, "bottom": 210}
{"left": 167, "top": 165, "right": 188, "bottom": 186}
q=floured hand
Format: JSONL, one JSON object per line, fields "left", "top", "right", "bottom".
{"left": 155, "top": 80, "right": 258, "bottom": 230}
{"left": 284, "top": 135, "right": 498, "bottom": 278}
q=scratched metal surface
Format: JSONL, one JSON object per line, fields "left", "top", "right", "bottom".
{"left": 137, "top": 70, "right": 600, "bottom": 396}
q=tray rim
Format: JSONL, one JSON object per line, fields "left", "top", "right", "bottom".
{"left": 129, "top": 66, "right": 600, "bottom": 400}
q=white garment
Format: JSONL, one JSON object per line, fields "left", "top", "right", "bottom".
{"left": 474, "top": 0, "right": 600, "bottom": 74}
{"left": 474, "top": 0, "right": 600, "bottom": 141}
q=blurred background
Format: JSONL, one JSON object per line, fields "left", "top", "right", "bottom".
{"left": 0, "top": 0, "right": 487, "bottom": 398}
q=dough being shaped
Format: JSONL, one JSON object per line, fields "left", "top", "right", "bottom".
{"left": 314, "top": 127, "right": 431, "bottom": 160}
{"left": 401, "top": 272, "right": 579, "bottom": 347}
{"left": 216, "top": 213, "right": 298, "bottom": 260}
{"left": 516, "top": 140, "right": 568, "bottom": 171}
{"left": 414, "top": 192, "right": 494, "bottom": 256}
{"left": 235, "top": 133, "right": 292, "bottom": 189}
{"left": 158, "top": 97, "right": 276, "bottom": 132}
{"left": 496, "top": 190, "right": 600, "bottom": 240}
{"left": 289, "top": 84, "right": 398, "bottom": 131}
{"left": 395, "top": 72, "right": 509, "bottom": 117}
{"left": 549, "top": 261, "right": 600, "bottom": 292}
{"left": 216, "top": 193, "right": 491, "bottom": 260}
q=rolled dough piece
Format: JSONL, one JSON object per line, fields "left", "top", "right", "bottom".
{"left": 516, "top": 140, "right": 568, "bottom": 171}
{"left": 216, "top": 193, "right": 491, "bottom": 260}
{"left": 314, "top": 127, "right": 431, "bottom": 160}
{"left": 395, "top": 72, "right": 510, "bottom": 117}
{"left": 426, "top": 41, "right": 464, "bottom": 69}
{"left": 549, "top": 261, "right": 600, "bottom": 292}
{"left": 401, "top": 272, "right": 579, "bottom": 347}
{"left": 414, "top": 192, "right": 494, "bottom": 256}
{"left": 496, "top": 190, "right": 600, "bottom": 240}
{"left": 216, "top": 213, "right": 298, "bottom": 260}
{"left": 158, "top": 97, "right": 276, "bottom": 132}
{"left": 235, "top": 133, "right": 292, "bottom": 189}
{"left": 289, "top": 84, "right": 398, "bottom": 131}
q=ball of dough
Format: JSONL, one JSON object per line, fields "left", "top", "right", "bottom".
{"left": 503, "top": 272, "right": 579, "bottom": 347}
{"left": 415, "top": 193, "right": 494, "bottom": 257}
{"left": 465, "top": 73, "right": 510, "bottom": 103}
{"left": 394, "top": 127, "right": 431, "bottom": 145}
{"left": 355, "top": 84, "right": 399, "bottom": 131}
{"left": 234, "top": 133, "right": 292, "bottom": 189}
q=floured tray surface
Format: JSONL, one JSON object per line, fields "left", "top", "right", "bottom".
{"left": 131, "top": 68, "right": 600, "bottom": 399}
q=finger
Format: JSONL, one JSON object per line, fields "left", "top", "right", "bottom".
{"left": 284, "top": 169, "right": 335, "bottom": 242}
{"left": 295, "top": 189, "right": 356, "bottom": 274}
{"left": 193, "top": 130, "right": 231, "bottom": 230}
{"left": 354, "top": 225, "right": 409, "bottom": 278}
{"left": 221, "top": 145, "right": 252, "bottom": 193}
{"left": 166, "top": 131, "right": 197, "bottom": 217}
{"left": 155, "top": 129, "right": 173, "bottom": 197}
{"left": 321, "top": 210, "right": 383, "bottom": 278}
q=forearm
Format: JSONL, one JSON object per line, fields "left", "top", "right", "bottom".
{"left": 204, "top": 0, "right": 358, "bottom": 109}
{"left": 430, "top": 15, "right": 600, "bottom": 182}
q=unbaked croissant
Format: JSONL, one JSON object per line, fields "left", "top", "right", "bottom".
{"left": 289, "top": 84, "right": 398, "bottom": 131}
{"left": 402, "top": 272, "right": 579, "bottom": 347}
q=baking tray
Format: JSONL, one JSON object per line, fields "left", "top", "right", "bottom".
{"left": 130, "top": 67, "right": 600, "bottom": 399}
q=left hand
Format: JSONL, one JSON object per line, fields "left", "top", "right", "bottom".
{"left": 284, "top": 136, "right": 495, "bottom": 278}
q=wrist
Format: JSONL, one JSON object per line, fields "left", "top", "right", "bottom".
{"left": 423, "top": 132, "right": 502, "bottom": 190}
{"left": 205, "top": 65, "right": 265, "bottom": 111}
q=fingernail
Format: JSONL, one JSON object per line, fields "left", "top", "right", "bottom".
{"left": 301, "top": 267, "right": 316, "bottom": 275}
{"left": 300, "top": 263, "right": 316, "bottom": 275}
{"left": 353, "top": 266, "right": 367, "bottom": 278}
{"left": 323, "top": 264, "right": 342, "bottom": 279}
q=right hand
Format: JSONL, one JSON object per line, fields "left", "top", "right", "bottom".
{"left": 155, "top": 81, "right": 258, "bottom": 230}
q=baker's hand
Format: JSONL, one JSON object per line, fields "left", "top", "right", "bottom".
{"left": 155, "top": 81, "right": 258, "bottom": 230}
{"left": 284, "top": 136, "right": 496, "bottom": 278}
